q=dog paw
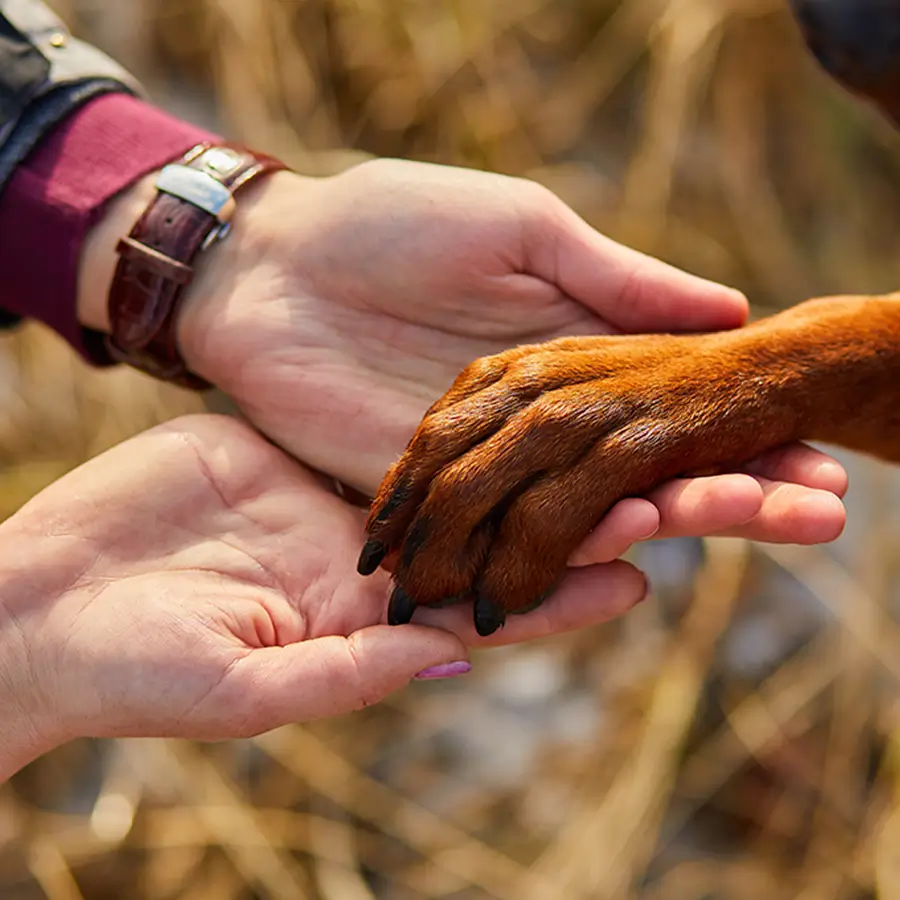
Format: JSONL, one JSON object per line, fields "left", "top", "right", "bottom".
{"left": 359, "top": 334, "right": 774, "bottom": 635}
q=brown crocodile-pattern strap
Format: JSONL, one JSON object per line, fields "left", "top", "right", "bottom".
{"left": 106, "top": 143, "right": 287, "bottom": 389}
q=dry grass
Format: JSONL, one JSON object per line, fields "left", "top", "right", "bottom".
{"left": 3, "top": 0, "right": 900, "bottom": 897}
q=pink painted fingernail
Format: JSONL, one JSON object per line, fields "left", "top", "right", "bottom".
{"left": 414, "top": 661, "right": 472, "bottom": 680}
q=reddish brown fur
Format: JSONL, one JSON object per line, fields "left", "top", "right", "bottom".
{"left": 363, "top": 294, "right": 900, "bottom": 617}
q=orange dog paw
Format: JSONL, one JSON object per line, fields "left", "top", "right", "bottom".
{"left": 359, "top": 331, "right": 802, "bottom": 635}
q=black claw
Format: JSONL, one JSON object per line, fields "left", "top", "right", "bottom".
{"left": 473, "top": 594, "right": 506, "bottom": 637}
{"left": 387, "top": 586, "right": 418, "bottom": 626}
{"left": 357, "top": 540, "right": 387, "bottom": 576}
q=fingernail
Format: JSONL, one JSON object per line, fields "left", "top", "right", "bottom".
{"left": 414, "top": 661, "right": 472, "bottom": 680}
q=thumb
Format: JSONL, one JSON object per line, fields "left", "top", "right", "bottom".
{"left": 225, "top": 626, "right": 470, "bottom": 732}
{"left": 525, "top": 195, "right": 749, "bottom": 334}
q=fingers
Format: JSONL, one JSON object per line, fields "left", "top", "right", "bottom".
{"left": 721, "top": 443, "right": 848, "bottom": 543}
{"left": 647, "top": 445, "right": 847, "bottom": 544}
{"left": 523, "top": 196, "right": 748, "bottom": 333}
{"left": 643, "top": 472, "right": 843, "bottom": 545}
{"left": 569, "top": 475, "right": 762, "bottom": 565}
{"left": 648, "top": 474, "right": 764, "bottom": 541}
{"left": 715, "top": 478, "right": 846, "bottom": 544}
{"left": 225, "top": 625, "right": 469, "bottom": 732}
{"left": 569, "top": 498, "right": 660, "bottom": 566}
{"left": 568, "top": 447, "right": 848, "bottom": 566}
{"left": 740, "top": 442, "right": 849, "bottom": 496}
{"left": 414, "top": 560, "right": 648, "bottom": 647}
{"left": 221, "top": 560, "right": 649, "bottom": 731}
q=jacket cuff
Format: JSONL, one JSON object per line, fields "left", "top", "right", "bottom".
{"left": 0, "top": 92, "right": 219, "bottom": 363}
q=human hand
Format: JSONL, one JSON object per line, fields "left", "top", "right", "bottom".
{"left": 171, "top": 158, "right": 846, "bottom": 552}
{"left": 0, "top": 415, "right": 647, "bottom": 780}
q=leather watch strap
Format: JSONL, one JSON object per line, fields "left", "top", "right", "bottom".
{"left": 106, "top": 143, "right": 287, "bottom": 389}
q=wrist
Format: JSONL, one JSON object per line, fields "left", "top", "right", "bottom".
{"left": 174, "top": 169, "right": 321, "bottom": 383}
{"left": 76, "top": 162, "right": 315, "bottom": 387}
{"left": 76, "top": 171, "right": 159, "bottom": 334}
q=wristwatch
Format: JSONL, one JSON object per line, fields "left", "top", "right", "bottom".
{"left": 105, "top": 142, "right": 287, "bottom": 389}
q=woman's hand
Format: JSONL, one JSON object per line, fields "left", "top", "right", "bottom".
{"left": 0, "top": 415, "right": 648, "bottom": 780}
{"left": 180, "top": 159, "right": 752, "bottom": 490}
{"left": 174, "top": 159, "right": 847, "bottom": 551}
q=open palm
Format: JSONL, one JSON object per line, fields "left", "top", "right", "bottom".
{"left": 0, "top": 415, "right": 645, "bottom": 762}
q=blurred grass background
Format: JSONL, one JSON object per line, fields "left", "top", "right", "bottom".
{"left": 3, "top": 0, "right": 900, "bottom": 897}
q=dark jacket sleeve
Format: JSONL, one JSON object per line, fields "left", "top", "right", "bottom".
{"left": 0, "top": 0, "right": 140, "bottom": 195}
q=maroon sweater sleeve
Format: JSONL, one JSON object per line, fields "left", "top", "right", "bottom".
{"left": 0, "top": 93, "right": 219, "bottom": 364}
